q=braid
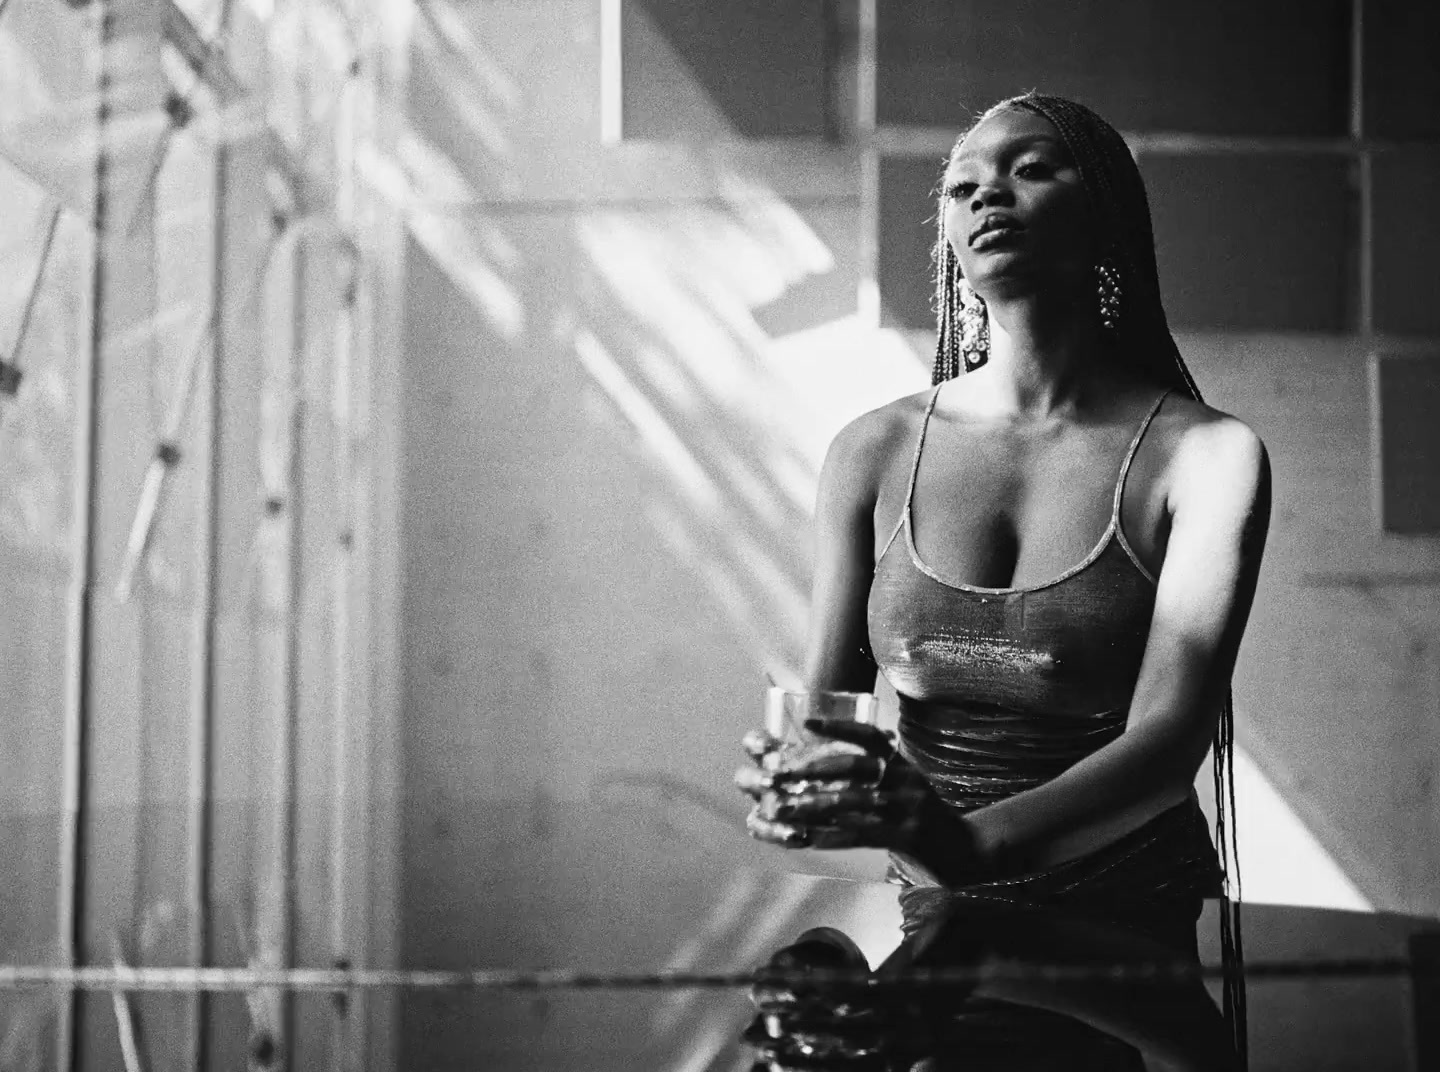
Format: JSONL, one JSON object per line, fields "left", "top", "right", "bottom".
{"left": 934, "top": 93, "right": 1247, "bottom": 1065}
{"left": 932, "top": 195, "right": 962, "bottom": 385}
{"left": 1005, "top": 94, "right": 1198, "bottom": 397}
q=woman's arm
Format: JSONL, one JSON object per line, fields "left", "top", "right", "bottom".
{"left": 801, "top": 411, "right": 889, "bottom": 693}
{"left": 946, "top": 412, "right": 1272, "bottom": 874}
{"left": 735, "top": 409, "right": 898, "bottom": 847}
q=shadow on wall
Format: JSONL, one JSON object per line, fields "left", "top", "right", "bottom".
{"left": 391, "top": 4, "right": 927, "bottom": 1066}
{"left": 395, "top": 0, "right": 924, "bottom": 811}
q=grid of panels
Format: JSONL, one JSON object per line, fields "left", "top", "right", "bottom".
{"left": 614, "top": 0, "right": 1440, "bottom": 530}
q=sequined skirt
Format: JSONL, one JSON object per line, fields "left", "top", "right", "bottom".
{"left": 890, "top": 698, "right": 1224, "bottom": 940}
{"left": 891, "top": 798, "right": 1222, "bottom": 945}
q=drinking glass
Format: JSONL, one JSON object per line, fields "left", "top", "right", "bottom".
{"left": 763, "top": 687, "right": 878, "bottom": 748}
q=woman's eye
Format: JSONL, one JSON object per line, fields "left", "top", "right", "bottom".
{"left": 945, "top": 181, "right": 976, "bottom": 199}
{"left": 1015, "top": 161, "right": 1051, "bottom": 178}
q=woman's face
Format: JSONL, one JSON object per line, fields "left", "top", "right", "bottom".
{"left": 942, "top": 108, "right": 1096, "bottom": 299}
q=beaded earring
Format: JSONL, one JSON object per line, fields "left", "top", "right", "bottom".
{"left": 1096, "top": 253, "right": 1123, "bottom": 333}
{"left": 959, "top": 277, "right": 989, "bottom": 370}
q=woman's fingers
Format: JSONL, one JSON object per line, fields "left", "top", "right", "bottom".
{"left": 800, "top": 822, "right": 884, "bottom": 850}
{"left": 746, "top": 806, "right": 810, "bottom": 847}
{"left": 770, "top": 751, "right": 884, "bottom": 785}
{"left": 800, "top": 718, "right": 894, "bottom": 755}
{"left": 734, "top": 764, "right": 775, "bottom": 798}
{"left": 743, "top": 729, "right": 781, "bottom": 761}
{"left": 770, "top": 787, "right": 884, "bottom": 819}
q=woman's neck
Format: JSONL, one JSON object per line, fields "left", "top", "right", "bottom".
{"left": 974, "top": 288, "right": 1110, "bottom": 419}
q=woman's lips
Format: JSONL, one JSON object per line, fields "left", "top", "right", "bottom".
{"left": 970, "top": 225, "right": 1025, "bottom": 251}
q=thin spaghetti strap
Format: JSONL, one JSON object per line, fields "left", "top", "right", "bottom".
{"left": 878, "top": 385, "right": 943, "bottom": 562}
{"left": 905, "top": 386, "right": 944, "bottom": 508}
{"left": 1111, "top": 388, "right": 1171, "bottom": 523}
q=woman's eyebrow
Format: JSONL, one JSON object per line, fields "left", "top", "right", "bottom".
{"left": 950, "top": 134, "right": 1064, "bottom": 167}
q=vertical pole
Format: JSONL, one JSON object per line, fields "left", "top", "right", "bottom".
{"left": 277, "top": 241, "right": 305, "bottom": 1072}
{"left": 329, "top": 282, "right": 354, "bottom": 1072}
{"left": 1350, "top": 0, "right": 1372, "bottom": 337}
{"left": 330, "top": 55, "right": 360, "bottom": 1071}
{"left": 599, "top": 0, "right": 623, "bottom": 145}
{"left": 187, "top": 6, "right": 233, "bottom": 1063}
{"left": 855, "top": 0, "right": 879, "bottom": 327}
{"left": 57, "top": 2, "right": 112, "bottom": 1066}
{"left": 252, "top": 216, "right": 309, "bottom": 1072}
{"left": 360, "top": 5, "right": 413, "bottom": 1067}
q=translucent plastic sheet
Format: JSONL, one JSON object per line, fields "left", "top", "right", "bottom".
{"left": 0, "top": 0, "right": 408, "bottom": 1066}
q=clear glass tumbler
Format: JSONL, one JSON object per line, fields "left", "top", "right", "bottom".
{"left": 763, "top": 687, "right": 878, "bottom": 747}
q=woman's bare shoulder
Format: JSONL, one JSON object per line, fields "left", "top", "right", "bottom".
{"left": 826, "top": 388, "right": 934, "bottom": 466}
{"left": 821, "top": 388, "right": 935, "bottom": 502}
{"left": 1149, "top": 393, "right": 1269, "bottom": 503}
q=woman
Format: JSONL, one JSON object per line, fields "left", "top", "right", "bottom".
{"left": 735, "top": 93, "right": 1268, "bottom": 1050}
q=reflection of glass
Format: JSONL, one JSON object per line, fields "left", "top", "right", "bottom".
{"left": 763, "top": 687, "right": 877, "bottom": 747}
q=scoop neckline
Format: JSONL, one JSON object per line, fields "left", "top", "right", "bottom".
{"left": 901, "top": 513, "right": 1125, "bottom": 596}
{"left": 893, "top": 383, "right": 1167, "bottom": 597}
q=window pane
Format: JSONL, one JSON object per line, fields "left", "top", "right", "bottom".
{"left": 1363, "top": 0, "right": 1440, "bottom": 140}
{"left": 1375, "top": 352, "right": 1440, "bottom": 535}
{"left": 1372, "top": 150, "right": 1440, "bottom": 336}
{"left": 623, "top": 0, "right": 832, "bottom": 139}
{"left": 879, "top": 0, "right": 1351, "bottom": 137}
{"left": 877, "top": 157, "right": 942, "bottom": 331}
{"left": 1145, "top": 153, "right": 1353, "bottom": 331}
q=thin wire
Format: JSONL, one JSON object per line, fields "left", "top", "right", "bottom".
{"left": 5, "top": 202, "right": 63, "bottom": 367}
{"left": 0, "top": 956, "right": 1421, "bottom": 993}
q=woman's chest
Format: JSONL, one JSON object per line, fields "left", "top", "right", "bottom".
{"left": 874, "top": 420, "right": 1169, "bottom": 587}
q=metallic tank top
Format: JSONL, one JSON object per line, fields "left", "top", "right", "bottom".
{"left": 867, "top": 386, "right": 1169, "bottom": 815}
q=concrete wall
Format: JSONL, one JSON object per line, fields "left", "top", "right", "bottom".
{"left": 394, "top": 1, "right": 1440, "bottom": 1066}
{"left": 1183, "top": 333, "right": 1440, "bottom": 914}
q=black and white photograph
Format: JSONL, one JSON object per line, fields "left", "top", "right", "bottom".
{"left": 0, "top": 1, "right": 1437, "bottom": 1069}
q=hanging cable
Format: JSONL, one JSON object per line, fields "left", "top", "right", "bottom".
{"left": 0, "top": 200, "right": 63, "bottom": 397}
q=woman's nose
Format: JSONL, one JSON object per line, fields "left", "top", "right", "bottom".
{"left": 969, "top": 183, "right": 1013, "bottom": 212}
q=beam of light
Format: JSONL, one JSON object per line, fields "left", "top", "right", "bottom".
{"left": 407, "top": 212, "right": 524, "bottom": 341}
{"left": 303, "top": 1, "right": 359, "bottom": 76}
{"left": 416, "top": 0, "right": 521, "bottom": 111}
{"left": 598, "top": 0, "right": 623, "bottom": 145}
{"left": 398, "top": 130, "right": 485, "bottom": 207}
{"left": 764, "top": 314, "right": 928, "bottom": 470}
{"left": 356, "top": 135, "right": 528, "bottom": 342}
{"left": 578, "top": 213, "right": 768, "bottom": 408}
{"left": 726, "top": 526, "right": 807, "bottom": 641}
{"left": 576, "top": 329, "right": 720, "bottom": 515}
{"left": 715, "top": 169, "right": 834, "bottom": 280}
{"left": 653, "top": 878, "right": 818, "bottom": 1071}
{"left": 642, "top": 501, "right": 800, "bottom": 681}
{"left": 650, "top": 870, "right": 761, "bottom": 1033}
{"left": 664, "top": 1020, "right": 738, "bottom": 1072}
{"left": 1230, "top": 744, "right": 1372, "bottom": 911}
{"left": 413, "top": 0, "right": 518, "bottom": 160}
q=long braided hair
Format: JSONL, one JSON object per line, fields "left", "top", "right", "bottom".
{"left": 931, "top": 92, "right": 1247, "bottom": 1064}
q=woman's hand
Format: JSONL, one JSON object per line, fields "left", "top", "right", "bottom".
{"left": 744, "top": 927, "right": 899, "bottom": 1071}
{"left": 734, "top": 721, "right": 951, "bottom": 858}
